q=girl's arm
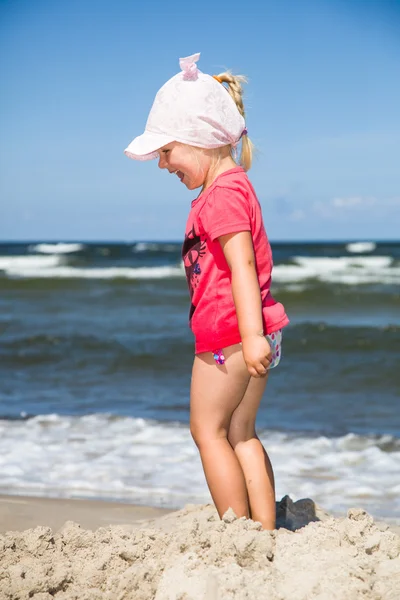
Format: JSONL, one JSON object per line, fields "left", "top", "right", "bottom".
{"left": 219, "top": 231, "right": 272, "bottom": 377}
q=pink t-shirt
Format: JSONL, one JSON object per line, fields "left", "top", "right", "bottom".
{"left": 182, "top": 166, "right": 289, "bottom": 354}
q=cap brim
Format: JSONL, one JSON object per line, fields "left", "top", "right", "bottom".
{"left": 124, "top": 131, "right": 175, "bottom": 161}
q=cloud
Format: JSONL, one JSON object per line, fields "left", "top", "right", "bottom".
{"left": 332, "top": 196, "right": 376, "bottom": 208}
{"left": 313, "top": 195, "right": 380, "bottom": 218}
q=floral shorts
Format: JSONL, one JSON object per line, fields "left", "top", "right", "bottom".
{"left": 213, "top": 329, "right": 283, "bottom": 368}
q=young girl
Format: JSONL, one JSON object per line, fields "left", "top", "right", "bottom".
{"left": 125, "top": 53, "right": 289, "bottom": 530}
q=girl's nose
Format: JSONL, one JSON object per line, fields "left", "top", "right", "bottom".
{"left": 158, "top": 155, "right": 165, "bottom": 169}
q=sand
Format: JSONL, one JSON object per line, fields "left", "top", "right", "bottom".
{"left": 0, "top": 495, "right": 172, "bottom": 534}
{"left": 1, "top": 495, "right": 399, "bottom": 600}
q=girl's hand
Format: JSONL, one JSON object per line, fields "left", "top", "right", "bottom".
{"left": 242, "top": 335, "right": 272, "bottom": 378}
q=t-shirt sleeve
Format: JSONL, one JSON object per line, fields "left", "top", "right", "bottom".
{"left": 199, "top": 186, "right": 251, "bottom": 242}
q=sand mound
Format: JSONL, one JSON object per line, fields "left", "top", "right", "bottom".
{"left": 1, "top": 497, "right": 399, "bottom": 599}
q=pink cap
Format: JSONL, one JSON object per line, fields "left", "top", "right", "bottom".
{"left": 124, "top": 53, "right": 245, "bottom": 161}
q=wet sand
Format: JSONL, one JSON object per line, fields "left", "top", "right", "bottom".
{"left": 0, "top": 494, "right": 172, "bottom": 533}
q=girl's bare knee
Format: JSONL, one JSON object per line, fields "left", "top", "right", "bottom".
{"left": 228, "top": 425, "right": 257, "bottom": 449}
{"left": 190, "top": 421, "right": 227, "bottom": 449}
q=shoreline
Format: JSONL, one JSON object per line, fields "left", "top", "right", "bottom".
{"left": 1, "top": 492, "right": 399, "bottom": 536}
{"left": 0, "top": 493, "right": 174, "bottom": 534}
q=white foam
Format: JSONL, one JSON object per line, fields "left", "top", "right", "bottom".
{"left": 1, "top": 257, "right": 184, "bottom": 280}
{"left": 2, "top": 252, "right": 397, "bottom": 285}
{"left": 133, "top": 243, "right": 177, "bottom": 253}
{"left": 0, "top": 415, "right": 398, "bottom": 517}
{"left": 134, "top": 242, "right": 159, "bottom": 252}
{"left": 346, "top": 242, "right": 376, "bottom": 254}
{"left": 29, "top": 243, "right": 85, "bottom": 254}
{"left": 273, "top": 255, "right": 399, "bottom": 285}
{"left": 0, "top": 255, "right": 62, "bottom": 272}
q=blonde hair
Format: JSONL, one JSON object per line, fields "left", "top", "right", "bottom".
{"left": 213, "top": 71, "right": 254, "bottom": 171}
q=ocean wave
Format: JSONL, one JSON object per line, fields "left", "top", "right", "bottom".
{"left": 29, "top": 243, "right": 85, "bottom": 254}
{"left": 346, "top": 242, "right": 376, "bottom": 254}
{"left": 1, "top": 332, "right": 193, "bottom": 369}
{"left": 0, "top": 257, "right": 184, "bottom": 280}
{"left": 1, "top": 251, "right": 398, "bottom": 285}
{"left": 0, "top": 414, "right": 398, "bottom": 517}
{"left": 133, "top": 242, "right": 179, "bottom": 253}
{"left": 2, "top": 324, "right": 398, "bottom": 363}
{"left": 0, "top": 255, "right": 62, "bottom": 273}
{"left": 273, "top": 255, "right": 399, "bottom": 285}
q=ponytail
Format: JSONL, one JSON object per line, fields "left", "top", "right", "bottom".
{"left": 213, "top": 72, "right": 254, "bottom": 171}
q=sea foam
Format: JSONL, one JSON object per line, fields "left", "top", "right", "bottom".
{"left": 29, "top": 243, "right": 85, "bottom": 254}
{"left": 1, "top": 252, "right": 398, "bottom": 285}
{"left": 0, "top": 414, "right": 398, "bottom": 518}
{"left": 273, "top": 255, "right": 399, "bottom": 285}
{"left": 346, "top": 241, "right": 376, "bottom": 254}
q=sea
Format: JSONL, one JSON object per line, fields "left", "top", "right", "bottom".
{"left": 0, "top": 240, "right": 399, "bottom": 520}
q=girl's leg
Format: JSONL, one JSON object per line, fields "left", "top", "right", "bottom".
{"left": 190, "top": 343, "right": 252, "bottom": 520}
{"left": 228, "top": 375, "right": 276, "bottom": 530}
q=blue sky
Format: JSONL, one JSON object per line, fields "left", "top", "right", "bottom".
{"left": 1, "top": 0, "right": 399, "bottom": 241}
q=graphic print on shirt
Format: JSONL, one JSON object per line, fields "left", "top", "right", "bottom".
{"left": 182, "top": 225, "right": 206, "bottom": 321}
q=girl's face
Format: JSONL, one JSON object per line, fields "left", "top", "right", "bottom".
{"left": 157, "top": 142, "right": 212, "bottom": 191}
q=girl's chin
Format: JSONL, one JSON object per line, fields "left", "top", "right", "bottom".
{"left": 185, "top": 180, "right": 203, "bottom": 191}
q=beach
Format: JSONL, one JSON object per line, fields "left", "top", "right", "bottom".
{"left": 1, "top": 241, "right": 399, "bottom": 520}
{"left": 1, "top": 494, "right": 400, "bottom": 599}
{"left": 1, "top": 240, "right": 399, "bottom": 597}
